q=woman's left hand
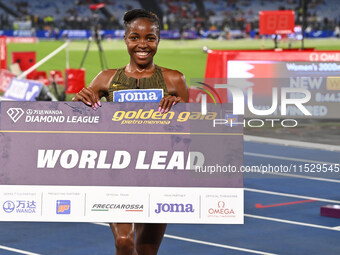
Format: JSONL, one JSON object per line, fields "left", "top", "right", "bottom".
{"left": 158, "top": 95, "right": 182, "bottom": 114}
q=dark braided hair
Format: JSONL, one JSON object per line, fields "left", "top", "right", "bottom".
{"left": 123, "top": 9, "right": 160, "bottom": 37}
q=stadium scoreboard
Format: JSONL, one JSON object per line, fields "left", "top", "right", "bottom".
{"left": 259, "top": 10, "right": 295, "bottom": 35}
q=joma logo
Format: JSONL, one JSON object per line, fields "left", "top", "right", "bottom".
{"left": 155, "top": 203, "right": 194, "bottom": 214}
{"left": 113, "top": 89, "right": 163, "bottom": 102}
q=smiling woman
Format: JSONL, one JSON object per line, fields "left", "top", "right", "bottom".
{"left": 124, "top": 10, "right": 159, "bottom": 68}
{"left": 72, "top": 9, "right": 188, "bottom": 255}
{"left": 73, "top": 9, "right": 188, "bottom": 113}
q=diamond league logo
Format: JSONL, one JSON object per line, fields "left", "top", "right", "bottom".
{"left": 7, "top": 108, "right": 24, "bottom": 123}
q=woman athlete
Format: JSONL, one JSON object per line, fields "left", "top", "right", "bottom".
{"left": 73, "top": 9, "right": 189, "bottom": 255}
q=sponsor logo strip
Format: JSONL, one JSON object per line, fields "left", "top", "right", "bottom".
{"left": 0, "top": 186, "right": 243, "bottom": 223}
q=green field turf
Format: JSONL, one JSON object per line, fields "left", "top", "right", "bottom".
{"left": 6, "top": 38, "right": 340, "bottom": 94}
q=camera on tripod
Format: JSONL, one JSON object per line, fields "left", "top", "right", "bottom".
{"left": 79, "top": 3, "right": 108, "bottom": 70}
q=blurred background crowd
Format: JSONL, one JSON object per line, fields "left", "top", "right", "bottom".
{"left": 0, "top": 0, "right": 339, "bottom": 39}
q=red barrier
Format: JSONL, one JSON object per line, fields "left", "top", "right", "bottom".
{"left": 12, "top": 51, "right": 36, "bottom": 71}
{"left": 50, "top": 70, "right": 64, "bottom": 85}
{"left": 65, "top": 68, "right": 85, "bottom": 94}
{"left": 0, "top": 36, "right": 6, "bottom": 70}
{"left": 0, "top": 69, "right": 15, "bottom": 93}
{"left": 27, "top": 70, "right": 49, "bottom": 85}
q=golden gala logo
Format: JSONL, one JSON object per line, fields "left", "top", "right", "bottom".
{"left": 112, "top": 109, "right": 217, "bottom": 124}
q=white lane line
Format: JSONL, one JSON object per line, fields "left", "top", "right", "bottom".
{"left": 245, "top": 214, "right": 340, "bottom": 232}
{"left": 244, "top": 152, "right": 338, "bottom": 165}
{"left": 332, "top": 226, "right": 340, "bottom": 230}
{"left": 164, "top": 234, "right": 278, "bottom": 255}
{"left": 92, "top": 223, "right": 277, "bottom": 255}
{"left": 260, "top": 172, "right": 340, "bottom": 184}
{"left": 244, "top": 188, "right": 340, "bottom": 204}
{"left": 244, "top": 135, "right": 340, "bottom": 152}
{"left": 0, "top": 245, "right": 41, "bottom": 255}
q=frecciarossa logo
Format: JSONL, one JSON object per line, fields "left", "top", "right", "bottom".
{"left": 155, "top": 203, "right": 194, "bottom": 214}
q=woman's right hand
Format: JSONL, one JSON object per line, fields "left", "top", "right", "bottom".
{"left": 72, "top": 87, "right": 102, "bottom": 110}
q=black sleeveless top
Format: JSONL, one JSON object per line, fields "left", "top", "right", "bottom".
{"left": 108, "top": 65, "right": 169, "bottom": 102}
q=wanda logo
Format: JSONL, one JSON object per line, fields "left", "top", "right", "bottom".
{"left": 208, "top": 201, "right": 235, "bottom": 215}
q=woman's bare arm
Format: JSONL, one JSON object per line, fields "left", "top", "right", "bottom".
{"left": 159, "top": 68, "right": 189, "bottom": 113}
{"left": 72, "top": 69, "right": 117, "bottom": 109}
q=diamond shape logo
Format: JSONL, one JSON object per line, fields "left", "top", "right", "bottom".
{"left": 7, "top": 108, "right": 24, "bottom": 123}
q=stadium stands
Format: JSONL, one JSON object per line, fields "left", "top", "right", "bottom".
{"left": 0, "top": 0, "right": 338, "bottom": 33}
{"left": 159, "top": 0, "right": 199, "bottom": 30}
{"left": 105, "top": 0, "right": 142, "bottom": 27}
